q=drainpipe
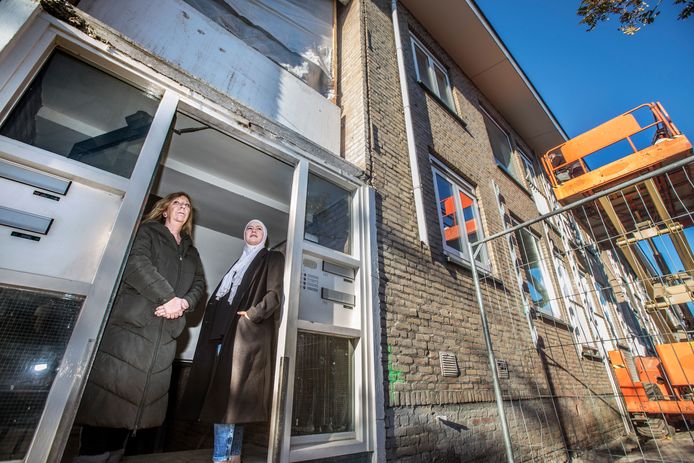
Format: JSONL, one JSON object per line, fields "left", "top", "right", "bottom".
{"left": 391, "top": 0, "right": 429, "bottom": 246}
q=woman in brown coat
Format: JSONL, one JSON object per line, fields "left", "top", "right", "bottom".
{"left": 181, "top": 219, "right": 284, "bottom": 463}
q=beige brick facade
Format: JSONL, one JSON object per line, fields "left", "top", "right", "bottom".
{"left": 338, "top": 1, "right": 627, "bottom": 460}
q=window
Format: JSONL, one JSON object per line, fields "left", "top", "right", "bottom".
{"left": 0, "top": 50, "right": 159, "bottom": 178}
{"left": 481, "top": 108, "right": 521, "bottom": 179}
{"left": 304, "top": 173, "right": 352, "bottom": 254}
{"left": 513, "top": 223, "right": 557, "bottom": 315}
{"left": 431, "top": 162, "right": 487, "bottom": 266}
{"left": 518, "top": 148, "right": 537, "bottom": 188}
{"left": 410, "top": 36, "right": 455, "bottom": 110}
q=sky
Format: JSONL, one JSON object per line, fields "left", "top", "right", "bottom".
{"left": 474, "top": 2, "right": 694, "bottom": 317}
{"left": 475, "top": 1, "right": 694, "bottom": 140}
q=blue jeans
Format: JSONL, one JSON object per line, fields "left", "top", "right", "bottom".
{"left": 212, "top": 423, "right": 244, "bottom": 461}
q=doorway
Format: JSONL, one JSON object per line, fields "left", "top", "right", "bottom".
{"left": 65, "top": 111, "right": 293, "bottom": 462}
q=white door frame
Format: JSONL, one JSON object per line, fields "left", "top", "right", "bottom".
{"left": 0, "top": 10, "right": 381, "bottom": 463}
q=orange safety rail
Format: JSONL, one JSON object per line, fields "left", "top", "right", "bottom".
{"left": 541, "top": 102, "right": 693, "bottom": 204}
{"left": 609, "top": 349, "right": 694, "bottom": 417}
{"left": 655, "top": 342, "right": 694, "bottom": 387}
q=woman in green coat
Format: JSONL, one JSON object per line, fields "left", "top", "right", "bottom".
{"left": 75, "top": 192, "right": 206, "bottom": 463}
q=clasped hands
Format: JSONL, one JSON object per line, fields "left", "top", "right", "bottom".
{"left": 154, "top": 297, "right": 189, "bottom": 319}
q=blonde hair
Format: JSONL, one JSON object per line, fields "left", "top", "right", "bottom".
{"left": 143, "top": 192, "right": 194, "bottom": 236}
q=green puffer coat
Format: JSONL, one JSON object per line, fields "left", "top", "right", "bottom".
{"left": 76, "top": 220, "right": 205, "bottom": 430}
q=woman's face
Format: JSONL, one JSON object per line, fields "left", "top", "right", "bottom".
{"left": 165, "top": 195, "right": 191, "bottom": 228}
{"left": 245, "top": 222, "right": 265, "bottom": 246}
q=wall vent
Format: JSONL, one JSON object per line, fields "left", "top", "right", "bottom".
{"left": 496, "top": 359, "right": 509, "bottom": 379}
{"left": 439, "top": 351, "right": 459, "bottom": 377}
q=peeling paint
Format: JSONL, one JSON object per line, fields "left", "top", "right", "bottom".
{"left": 40, "top": 0, "right": 105, "bottom": 43}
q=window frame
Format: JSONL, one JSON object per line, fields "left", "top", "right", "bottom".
{"left": 512, "top": 220, "right": 560, "bottom": 317}
{"left": 480, "top": 106, "right": 522, "bottom": 180}
{"left": 517, "top": 147, "right": 539, "bottom": 190}
{"left": 430, "top": 158, "right": 489, "bottom": 269}
{"left": 410, "top": 35, "right": 456, "bottom": 112}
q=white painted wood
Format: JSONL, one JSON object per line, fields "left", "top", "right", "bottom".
{"left": 296, "top": 319, "right": 361, "bottom": 338}
{"left": 165, "top": 158, "right": 289, "bottom": 213}
{"left": 0, "top": 175, "right": 121, "bottom": 283}
{"left": 0, "top": 268, "right": 91, "bottom": 296}
{"left": 79, "top": 0, "right": 341, "bottom": 155}
{"left": 0, "top": 0, "right": 40, "bottom": 58}
{"left": 25, "top": 90, "right": 179, "bottom": 463}
{"left": 0, "top": 138, "right": 130, "bottom": 193}
{"left": 270, "top": 159, "right": 308, "bottom": 463}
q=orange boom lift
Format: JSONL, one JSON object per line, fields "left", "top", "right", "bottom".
{"left": 541, "top": 102, "right": 694, "bottom": 438}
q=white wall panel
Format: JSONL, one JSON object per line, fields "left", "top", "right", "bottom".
{"left": 80, "top": 0, "right": 341, "bottom": 155}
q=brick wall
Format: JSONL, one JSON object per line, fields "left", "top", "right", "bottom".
{"left": 338, "top": 0, "right": 629, "bottom": 460}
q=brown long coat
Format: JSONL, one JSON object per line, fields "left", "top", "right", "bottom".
{"left": 180, "top": 249, "right": 284, "bottom": 424}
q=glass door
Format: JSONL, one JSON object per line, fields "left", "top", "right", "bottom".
{"left": 0, "top": 45, "right": 178, "bottom": 462}
{"left": 270, "top": 166, "right": 377, "bottom": 462}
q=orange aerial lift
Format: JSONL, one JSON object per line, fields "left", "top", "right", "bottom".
{"left": 541, "top": 102, "right": 694, "bottom": 437}
{"left": 609, "top": 343, "right": 694, "bottom": 437}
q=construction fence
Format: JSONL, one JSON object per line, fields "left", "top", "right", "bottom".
{"left": 467, "top": 157, "right": 694, "bottom": 462}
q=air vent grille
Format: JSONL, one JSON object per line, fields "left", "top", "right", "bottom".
{"left": 439, "top": 351, "right": 460, "bottom": 377}
{"left": 496, "top": 359, "right": 509, "bottom": 379}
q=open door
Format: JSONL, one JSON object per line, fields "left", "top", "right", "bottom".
{"left": 0, "top": 48, "right": 179, "bottom": 462}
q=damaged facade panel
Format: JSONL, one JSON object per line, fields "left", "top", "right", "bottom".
{"left": 183, "top": 0, "right": 336, "bottom": 99}
{"left": 78, "top": 0, "right": 341, "bottom": 155}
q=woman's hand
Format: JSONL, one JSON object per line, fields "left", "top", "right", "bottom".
{"left": 154, "top": 297, "right": 186, "bottom": 319}
{"left": 237, "top": 311, "right": 251, "bottom": 320}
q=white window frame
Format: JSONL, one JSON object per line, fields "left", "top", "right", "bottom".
{"left": 430, "top": 158, "right": 489, "bottom": 269}
{"left": 409, "top": 35, "right": 455, "bottom": 111}
{"left": 0, "top": 13, "right": 384, "bottom": 463}
{"left": 512, "top": 221, "right": 560, "bottom": 317}
{"left": 480, "top": 106, "right": 521, "bottom": 179}
{"left": 517, "top": 147, "right": 538, "bottom": 189}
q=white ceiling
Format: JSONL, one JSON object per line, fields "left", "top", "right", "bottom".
{"left": 151, "top": 113, "right": 293, "bottom": 245}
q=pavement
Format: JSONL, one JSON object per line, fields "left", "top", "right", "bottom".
{"left": 574, "top": 430, "right": 694, "bottom": 463}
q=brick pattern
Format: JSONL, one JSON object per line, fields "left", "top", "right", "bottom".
{"left": 337, "top": 1, "right": 630, "bottom": 460}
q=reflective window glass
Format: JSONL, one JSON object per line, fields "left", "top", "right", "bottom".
{"left": 305, "top": 174, "right": 351, "bottom": 254}
{"left": 432, "top": 168, "right": 487, "bottom": 265}
{"left": 0, "top": 50, "right": 159, "bottom": 178}
{"left": 482, "top": 110, "right": 520, "bottom": 179}
{"left": 292, "top": 332, "right": 354, "bottom": 436}
{"left": 413, "top": 45, "right": 434, "bottom": 91}
{"left": 433, "top": 65, "right": 453, "bottom": 108}
{"left": 411, "top": 38, "right": 455, "bottom": 112}
{"left": 434, "top": 173, "right": 462, "bottom": 252}
{"left": 514, "top": 227, "right": 553, "bottom": 314}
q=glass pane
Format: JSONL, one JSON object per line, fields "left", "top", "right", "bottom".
{"left": 483, "top": 113, "right": 519, "bottom": 178}
{"left": 414, "top": 45, "right": 434, "bottom": 91}
{"left": 435, "top": 173, "right": 462, "bottom": 252}
{"left": 459, "top": 191, "right": 479, "bottom": 245}
{"left": 433, "top": 65, "right": 453, "bottom": 108}
{"left": 0, "top": 50, "right": 159, "bottom": 178}
{"left": 305, "top": 173, "right": 351, "bottom": 253}
{"left": 516, "top": 228, "right": 551, "bottom": 313}
{"left": 0, "top": 285, "right": 83, "bottom": 460}
{"left": 459, "top": 190, "right": 487, "bottom": 264}
{"left": 292, "top": 332, "right": 354, "bottom": 436}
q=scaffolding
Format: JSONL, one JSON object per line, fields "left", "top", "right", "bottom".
{"left": 467, "top": 103, "right": 694, "bottom": 462}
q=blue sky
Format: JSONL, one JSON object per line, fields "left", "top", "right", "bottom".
{"left": 475, "top": 1, "right": 694, "bottom": 140}
{"left": 474, "top": 2, "right": 693, "bottom": 317}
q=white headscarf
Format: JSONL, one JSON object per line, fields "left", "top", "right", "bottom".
{"left": 215, "top": 219, "right": 268, "bottom": 303}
